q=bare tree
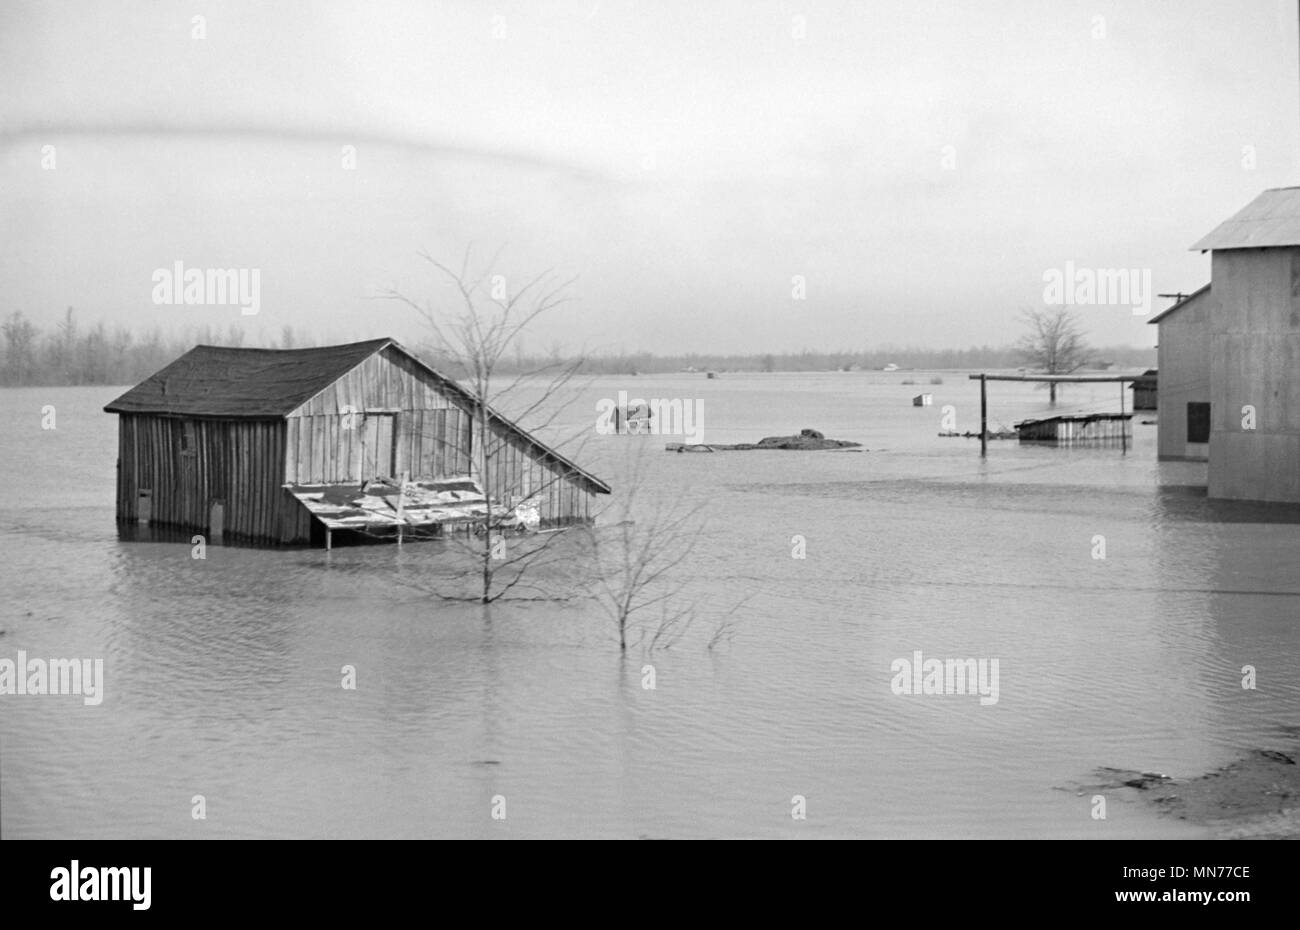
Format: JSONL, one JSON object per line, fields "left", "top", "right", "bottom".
{"left": 585, "top": 447, "right": 745, "bottom": 652}
{"left": 1, "top": 311, "right": 38, "bottom": 386}
{"left": 1015, "top": 306, "right": 1088, "bottom": 404}
{"left": 382, "top": 248, "right": 592, "bottom": 604}
{"left": 56, "top": 306, "right": 77, "bottom": 384}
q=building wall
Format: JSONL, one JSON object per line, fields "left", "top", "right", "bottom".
{"left": 285, "top": 346, "right": 465, "bottom": 484}
{"left": 1208, "top": 248, "right": 1300, "bottom": 502}
{"left": 479, "top": 418, "right": 595, "bottom": 526}
{"left": 284, "top": 345, "right": 598, "bottom": 529}
{"left": 1156, "top": 290, "right": 1213, "bottom": 461}
{"left": 116, "top": 414, "right": 292, "bottom": 542}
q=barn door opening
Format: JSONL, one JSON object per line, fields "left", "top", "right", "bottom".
{"left": 362, "top": 413, "right": 397, "bottom": 480}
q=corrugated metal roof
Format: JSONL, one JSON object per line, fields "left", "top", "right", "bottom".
{"left": 104, "top": 338, "right": 612, "bottom": 494}
{"left": 1147, "top": 283, "right": 1210, "bottom": 324}
{"left": 1190, "top": 187, "right": 1300, "bottom": 251}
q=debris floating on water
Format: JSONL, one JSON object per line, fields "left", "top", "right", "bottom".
{"left": 667, "top": 427, "right": 861, "bottom": 452}
{"left": 939, "top": 430, "right": 1017, "bottom": 440}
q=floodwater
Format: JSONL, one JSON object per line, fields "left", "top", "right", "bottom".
{"left": 3, "top": 373, "right": 1300, "bottom": 838}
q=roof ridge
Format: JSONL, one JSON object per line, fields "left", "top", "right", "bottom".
{"left": 188, "top": 337, "right": 393, "bottom": 353}
{"left": 103, "top": 338, "right": 396, "bottom": 417}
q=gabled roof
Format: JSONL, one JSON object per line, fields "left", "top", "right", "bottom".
{"left": 1147, "top": 283, "right": 1210, "bottom": 325}
{"left": 105, "top": 338, "right": 611, "bottom": 495}
{"left": 1191, "top": 187, "right": 1300, "bottom": 251}
{"left": 104, "top": 339, "right": 392, "bottom": 417}
{"left": 1128, "top": 368, "right": 1157, "bottom": 389}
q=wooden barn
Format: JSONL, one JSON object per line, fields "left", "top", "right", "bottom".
{"left": 104, "top": 338, "right": 611, "bottom": 546}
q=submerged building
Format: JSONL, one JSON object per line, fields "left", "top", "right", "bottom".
{"left": 104, "top": 338, "right": 610, "bottom": 546}
{"left": 1129, "top": 369, "right": 1158, "bottom": 412}
{"left": 1149, "top": 285, "right": 1212, "bottom": 462}
{"left": 1186, "top": 187, "right": 1300, "bottom": 502}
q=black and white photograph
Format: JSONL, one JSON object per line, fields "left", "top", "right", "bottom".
{"left": 1, "top": 0, "right": 1297, "bottom": 894}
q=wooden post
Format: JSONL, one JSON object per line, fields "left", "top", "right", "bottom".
{"left": 979, "top": 374, "right": 988, "bottom": 457}
{"left": 1120, "top": 380, "right": 1127, "bottom": 454}
{"left": 326, "top": 528, "right": 332, "bottom": 551}
{"left": 210, "top": 500, "right": 224, "bottom": 544}
{"left": 396, "top": 471, "right": 407, "bottom": 546}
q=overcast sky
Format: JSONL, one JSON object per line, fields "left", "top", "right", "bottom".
{"left": 2, "top": 0, "right": 1298, "bottom": 354}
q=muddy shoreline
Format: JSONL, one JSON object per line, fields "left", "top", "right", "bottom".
{"left": 1074, "top": 730, "right": 1300, "bottom": 838}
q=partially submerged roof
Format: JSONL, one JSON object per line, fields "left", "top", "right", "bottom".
{"left": 1148, "top": 284, "right": 1210, "bottom": 325}
{"left": 1191, "top": 187, "right": 1300, "bottom": 251}
{"left": 105, "top": 338, "right": 611, "bottom": 494}
{"left": 1015, "top": 413, "right": 1133, "bottom": 426}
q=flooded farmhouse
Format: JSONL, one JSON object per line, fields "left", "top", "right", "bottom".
{"left": 103, "top": 338, "right": 610, "bottom": 546}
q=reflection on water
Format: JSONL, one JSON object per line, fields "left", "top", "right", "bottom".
{"left": 2, "top": 379, "right": 1298, "bottom": 837}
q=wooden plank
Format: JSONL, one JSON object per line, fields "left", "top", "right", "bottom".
{"left": 312, "top": 415, "right": 325, "bottom": 484}
{"left": 285, "top": 417, "right": 297, "bottom": 483}
{"left": 254, "top": 422, "right": 265, "bottom": 541}
{"left": 247, "top": 422, "right": 258, "bottom": 540}
{"left": 241, "top": 422, "right": 252, "bottom": 539}
{"left": 327, "top": 414, "right": 339, "bottom": 483}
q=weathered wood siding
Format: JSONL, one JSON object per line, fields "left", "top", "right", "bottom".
{"left": 285, "top": 347, "right": 468, "bottom": 484}
{"left": 290, "top": 347, "right": 454, "bottom": 415}
{"left": 116, "top": 414, "right": 291, "bottom": 543}
{"left": 480, "top": 419, "right": 594, "bottom": 526}
{"left": 284, "top": 407, "right": 473, "bottom": 485}
{"left": 284, "top": 347, "right": 595, "bottom": 525}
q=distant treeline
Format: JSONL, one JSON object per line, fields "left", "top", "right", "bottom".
{"left": 0, "top": 310, "right": 1156, "bottom": 387}
{"left": 564, "top": 345, "right": 1156, "bottom": 376}
{"left": 0, "top": 310, "right": 314, "bottom": 387}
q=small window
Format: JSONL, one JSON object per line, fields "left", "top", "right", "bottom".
{"left": 1187, "top": 402, "right": 1211, "bottom": 444}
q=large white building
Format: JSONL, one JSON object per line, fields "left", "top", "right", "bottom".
{"left": 1168, "top": 187, "right": 1300, "bottom": 502}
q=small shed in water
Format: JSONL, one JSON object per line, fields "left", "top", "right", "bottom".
{"left": 104, "top": 338, "right": 610, "bottom": 546}
{"left": 1129, "top": 369, "right": 1157, "bottom": 411}
{"left": 1014, "top": 413, "right": 1133, "bottom": 444}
